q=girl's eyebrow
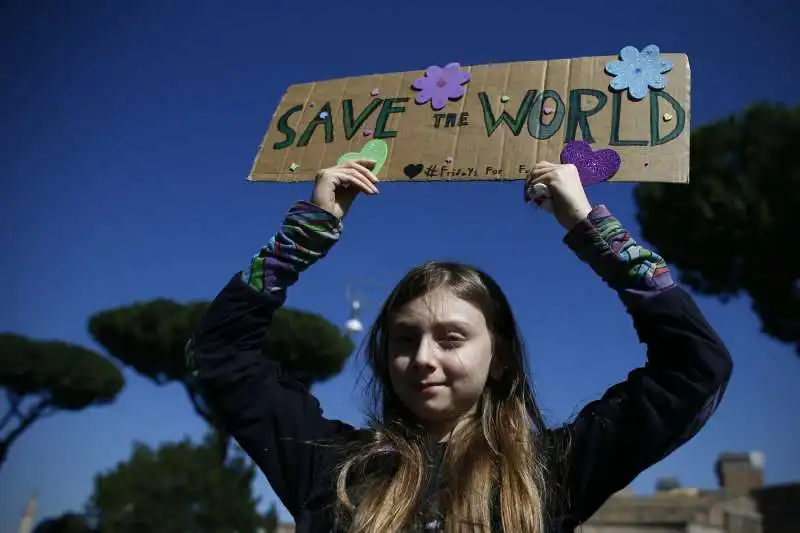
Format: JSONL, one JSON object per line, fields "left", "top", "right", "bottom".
{"left": 433, "top": 320, "right": 473, "bottom": 330}
{"left": 390, "top": 319, "right": 473, "bottom": 330}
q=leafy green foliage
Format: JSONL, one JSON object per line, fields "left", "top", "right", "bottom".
{"left": 655, "top": 476, "right": 682, "bottom": 492}
{"left": 634, "top": 102, "right": 800, "bottom": 356}
{"left": 86, "top": 433, "right": 264, "bottom": 533}
{"left": 88, "top": 298, "right": 353, "bottom": 405}
{"left": 88, "top": 300, "right": 207, "bottom": 386}
{"left": 33, "top": 513, "right": 93, "bottom": 533}
{"left": 263, "top": 502, "right": 280, "bottom": 533}
{"left": 88, "top": 298, "right": 353, "bottom": 461}
{"left": 0, "top": 333, "right": 124, "bottom": 469}
{"left": 265, "top": 306, "right": 355, "bottom": 386}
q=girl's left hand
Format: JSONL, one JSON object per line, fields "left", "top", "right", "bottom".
{"left": 525, "top": 162, "right": 593, "bottom": 231}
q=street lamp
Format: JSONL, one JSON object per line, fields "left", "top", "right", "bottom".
{"left": 344, "top": 298, "right": 364, "bottom": 335}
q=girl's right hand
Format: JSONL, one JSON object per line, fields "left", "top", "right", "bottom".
{"left": 310, "top": 160, "right": 380, "bottom": 219}
{"left": 525, "top": 162, "right": 592, "bottom": 231}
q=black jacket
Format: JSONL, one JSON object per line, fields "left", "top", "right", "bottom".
{"left": 186, "top": 202, "right": 733, "bottom": 532}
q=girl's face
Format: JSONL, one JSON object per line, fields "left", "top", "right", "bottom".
{"left": 386, "top": 287, "right": 498, "bottom": 432}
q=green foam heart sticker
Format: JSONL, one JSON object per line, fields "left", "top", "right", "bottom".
{"left": 337, "top": 139, "right": 389, "bottom": 176}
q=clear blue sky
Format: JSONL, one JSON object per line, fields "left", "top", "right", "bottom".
{"left": 1, "top": 0, "right": 797, "bottom": 529}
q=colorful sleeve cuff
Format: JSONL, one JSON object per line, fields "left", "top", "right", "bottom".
{"left": 564, "top": 205, "right": 675, "bottom": 308}
{"left": 241, "top": 201, "right": 342, "bottom": 293}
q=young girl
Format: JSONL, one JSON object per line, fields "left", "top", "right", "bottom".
{"left": 186, "top": 161, "right": 732, "bottom": 533}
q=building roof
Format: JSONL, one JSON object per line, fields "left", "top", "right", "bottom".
{"left": 586, "top": 490, "right": 723, "bottom": 526}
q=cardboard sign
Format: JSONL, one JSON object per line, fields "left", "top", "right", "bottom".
{"left": 249, "top": 49, "right": 690, "bottom": 184}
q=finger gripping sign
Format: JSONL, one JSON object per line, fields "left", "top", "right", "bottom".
{"left": 249, "top": 45, "right": 690, "bottom": 185}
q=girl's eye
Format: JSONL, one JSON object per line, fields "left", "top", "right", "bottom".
{"left": 439, "top": 334, "right": 466, "bottom": 347}
{"left": 390, "top": 332, "right": 417, "bottom": 345}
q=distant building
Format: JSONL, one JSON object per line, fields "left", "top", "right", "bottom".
{"left": 17, "top": 492, "right": 38, "bottom": 533}
{"left": 579, "top": 452, "right": 794, "bottom": 533}
{"left": 274, "top": 452, "right": 798, "bottom": 533}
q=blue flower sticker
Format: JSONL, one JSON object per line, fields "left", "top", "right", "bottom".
{"left": 605, "top": 45, "right": 673, "bottom": 100}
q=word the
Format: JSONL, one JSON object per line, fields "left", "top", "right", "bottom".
{"left": 433, "top": 112, "right": 470, "bottom": 128}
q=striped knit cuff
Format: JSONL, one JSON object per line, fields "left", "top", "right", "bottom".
{"left": 241, "top": 201, "right": 342, "bottom": 292}
{"left": 564, "top": 205, "right": 675, "bottom": 307}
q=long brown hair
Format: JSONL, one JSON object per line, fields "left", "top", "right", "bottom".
{"left": 334, "top": 261, "right": 551, "bottom": 533}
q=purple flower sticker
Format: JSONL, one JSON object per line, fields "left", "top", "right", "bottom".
{"left": 411, "top": 62, "right": 471, "bottom": 111}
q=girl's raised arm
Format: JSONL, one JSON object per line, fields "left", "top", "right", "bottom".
{"left": 531, "top": 168, "right": 733, "bottom": 529}
{"left": 186, "top": 160, "right": 380, "bottom": 519}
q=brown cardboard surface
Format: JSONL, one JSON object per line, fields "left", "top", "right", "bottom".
{"left": 249, "top": 53, "right": 690, "bottom": 184}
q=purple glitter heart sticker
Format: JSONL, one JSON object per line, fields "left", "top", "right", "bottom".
{"left": 560, "top": 141, "right": 622, "bottom": 186}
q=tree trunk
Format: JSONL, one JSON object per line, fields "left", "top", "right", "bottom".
{"left": 0, "top": 441, "right": 8, "bottom": 471}
{"left": 213, "top": 428, "right": 231, "bottom": 464}
{"left": 0, "top": 390, "right": 22, "bottom": 432}
{"left": 0, "top": 397, "right": 51, "bottom": 472}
